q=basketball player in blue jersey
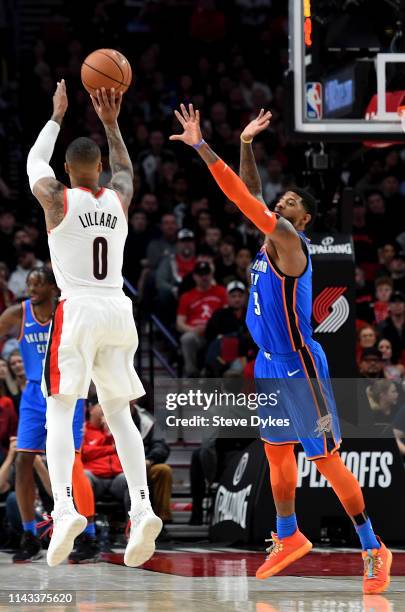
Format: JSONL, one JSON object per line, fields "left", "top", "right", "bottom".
{"left": 0, "top": 268, "right": 93, "bottom": 562}
{"left": 171, "top": 104, "right": 391, "bottom": 594}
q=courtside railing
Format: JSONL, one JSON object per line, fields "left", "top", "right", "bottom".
{"left": 123, "top": 277, "right": 182, "bottom": 385}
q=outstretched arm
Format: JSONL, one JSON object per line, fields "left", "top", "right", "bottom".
{"left": 27, "top": 80, "right": 67, "bottom": 216}
{"left": 170, "top": 104, "right": 299, "bottom": 249}
{"left": 239, "top": 109, "right": 271, "bottom": 202}
{"left": 91, "top": 88, "right": 133, "bottom": 210}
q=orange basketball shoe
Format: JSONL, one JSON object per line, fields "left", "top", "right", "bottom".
{"left": 362, "top": 538, "right": 393, "bottom": 594}
{"left": 256, "top": 530, "right": 312, "bottom": 579}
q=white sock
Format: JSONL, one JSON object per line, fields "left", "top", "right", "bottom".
{"left": 46, "top": 394, "right": 77, "bottom": 509}
{"left": 102, "top": 399, "right": 150, "bottom": 510}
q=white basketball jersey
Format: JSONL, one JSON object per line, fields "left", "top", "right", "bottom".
{"left": 48, "top": 186, "right": 127, "bottom": 298}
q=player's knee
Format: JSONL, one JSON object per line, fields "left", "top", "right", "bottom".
{"left": 101, "top": 397, "right": 129, "bottom": 418}
{"left": 47, "top": 394, "right": 78, "bottom": 414}
{"left": 16, "top": 451, "right": 36, "bottom": 472}
{"left": 314, "top": 452, "right": 340, "bottom": 475}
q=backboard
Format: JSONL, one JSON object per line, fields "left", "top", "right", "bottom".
{"left": 287, "top": 0, "right": 405, "bottom": 142}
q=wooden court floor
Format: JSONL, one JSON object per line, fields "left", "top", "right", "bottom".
{"left": 0, "top": 547, "right": 404, "bottom": 611}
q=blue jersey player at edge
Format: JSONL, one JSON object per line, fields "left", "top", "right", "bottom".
{"left": 0, "top": 267, "right": 86, "bottom": 562}
{"left": 170, "top": 103, "right": 392, "bottom": 594}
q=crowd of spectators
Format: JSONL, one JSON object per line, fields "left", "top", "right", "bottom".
{"left": 0, "top": 0, "right": 404, "bottom": 536}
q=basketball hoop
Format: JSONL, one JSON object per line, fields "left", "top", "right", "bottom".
{"left": 398, "top": 105, "right": 405, "bottom": 133}
{"left": 363, "top": 94, "right": 405, "bottom": 147}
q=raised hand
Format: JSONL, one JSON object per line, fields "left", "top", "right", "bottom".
{"left": 169, "top": 103, "right": 203, "bottom": 146}
{"left": 240, "top": 109, "right": 272, "bottom": 142}
{"left": 90, "top": 87, "right": 123, "bottom": 126}
{"left": 51, "top": 79, "right": 68, "bottom": 125}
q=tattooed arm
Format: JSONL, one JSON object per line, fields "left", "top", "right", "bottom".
{"left": 239, "top": 142, "right": 263, "bottom": 202}
{"left": 239, "top": 110, "right": 272, "bottom": 204}
{"left": 104, "top": 120, "right": 134, "bottom": 208}
{"left": 91, "top": 87, "right": 134, "bottom": 210}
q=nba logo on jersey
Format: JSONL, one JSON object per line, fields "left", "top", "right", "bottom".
{"left": 306, "top": 82, "right": 322, "bottom": 119}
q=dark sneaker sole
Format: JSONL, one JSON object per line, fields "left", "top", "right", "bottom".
{"left": 13, "top": 552, "right": 43, "bottom": 564}
{"left": 68, "top": 555, "right": 101, "bottom": 564}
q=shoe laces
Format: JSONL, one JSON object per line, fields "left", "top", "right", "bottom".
{"left": 37, "top": 514, "right": 53, "bottom": 540}
{"left": 264, "top": 533, "right": 284, "bottom": 558}
{"left": 51, "top": 503, "right": 77, "bottom": 522}
{"left": 363, "top": 549, "right": 383, "bottom": 579}
{"left": 129, "top": 505, "right": 154, "bottom": 530}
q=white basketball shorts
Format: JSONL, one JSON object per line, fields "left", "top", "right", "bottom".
{"left": 42, "top": 291, "right": 145, "bottom": 403}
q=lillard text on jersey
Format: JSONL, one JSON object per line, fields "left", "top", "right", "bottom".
{"left": 78, "top": 211, "right": 118, "bottom": 229}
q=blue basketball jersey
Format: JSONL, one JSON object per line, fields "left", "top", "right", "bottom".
{"left": 246, "top": 236, "right": 313, "bottom": 354}
{"left": 18, "top": 300, "right": 50, "bottom": 383}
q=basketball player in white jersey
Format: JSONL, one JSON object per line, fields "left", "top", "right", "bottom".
{"left": 26, "top": 80, "right": 162, "bottom": 567}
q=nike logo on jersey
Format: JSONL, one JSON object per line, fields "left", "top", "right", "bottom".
{"left": 287, "top": 369, "right": 300, "bottom": 377}
{"left": 25, "top": 322, "right": 36, "bottom": 328}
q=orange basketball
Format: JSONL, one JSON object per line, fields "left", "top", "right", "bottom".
{"left": 81, "top": 49, "right": 132, "bottom": 96}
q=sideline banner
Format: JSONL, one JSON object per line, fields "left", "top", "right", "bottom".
{"left": 210, "top": 440, "right": 273, "bottom": 543}
{"left": 310, "top": 233, "right": 356, "bottom": 377}
{"left": 295, "top": 438, "right": 405, "bottom": 543}
{"left": 210, "top": 439, "right": 405, "bottom": 544}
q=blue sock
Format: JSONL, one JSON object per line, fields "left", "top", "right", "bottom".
{"left": 83, "top": 523, "right": 96, "bottom": 537}
{"left": 23, "top": 520, "right": 37, "bottom": 536}
{"left": 276, "top": 513, "right": 297, "bottom": 539}
{"left": 355, "top": 519, "right": 380, "bottom": 551}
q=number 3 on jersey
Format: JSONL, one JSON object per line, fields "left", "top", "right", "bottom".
{"left": 250, "top": 272, "right": 261, "bottom": 315}
{"left": 253, "top": 292, "right": 261, "bottom": 316}
{"left": 93, "top": 237, "right": 108, "bottom": 280}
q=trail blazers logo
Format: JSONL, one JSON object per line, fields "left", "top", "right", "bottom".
{"left": 313, "top": 287, "right": 349, "bottom": 333}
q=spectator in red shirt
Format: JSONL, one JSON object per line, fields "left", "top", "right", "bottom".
{"left": 373, "top": 276, "right": 393, "bottom": 324}
{"left": 177, "top": 261, "right": 227, "bottom": 376}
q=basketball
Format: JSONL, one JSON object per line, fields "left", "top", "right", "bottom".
{"left": 81, "top": 49, "right": 132, "bottom": 96}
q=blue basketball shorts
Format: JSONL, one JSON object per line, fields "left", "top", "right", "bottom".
{"left": 16, "top": 381, "right": 85, "bottom": 452}
{"left": 254, "top": 340, "right": 342, "bottom": 459}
